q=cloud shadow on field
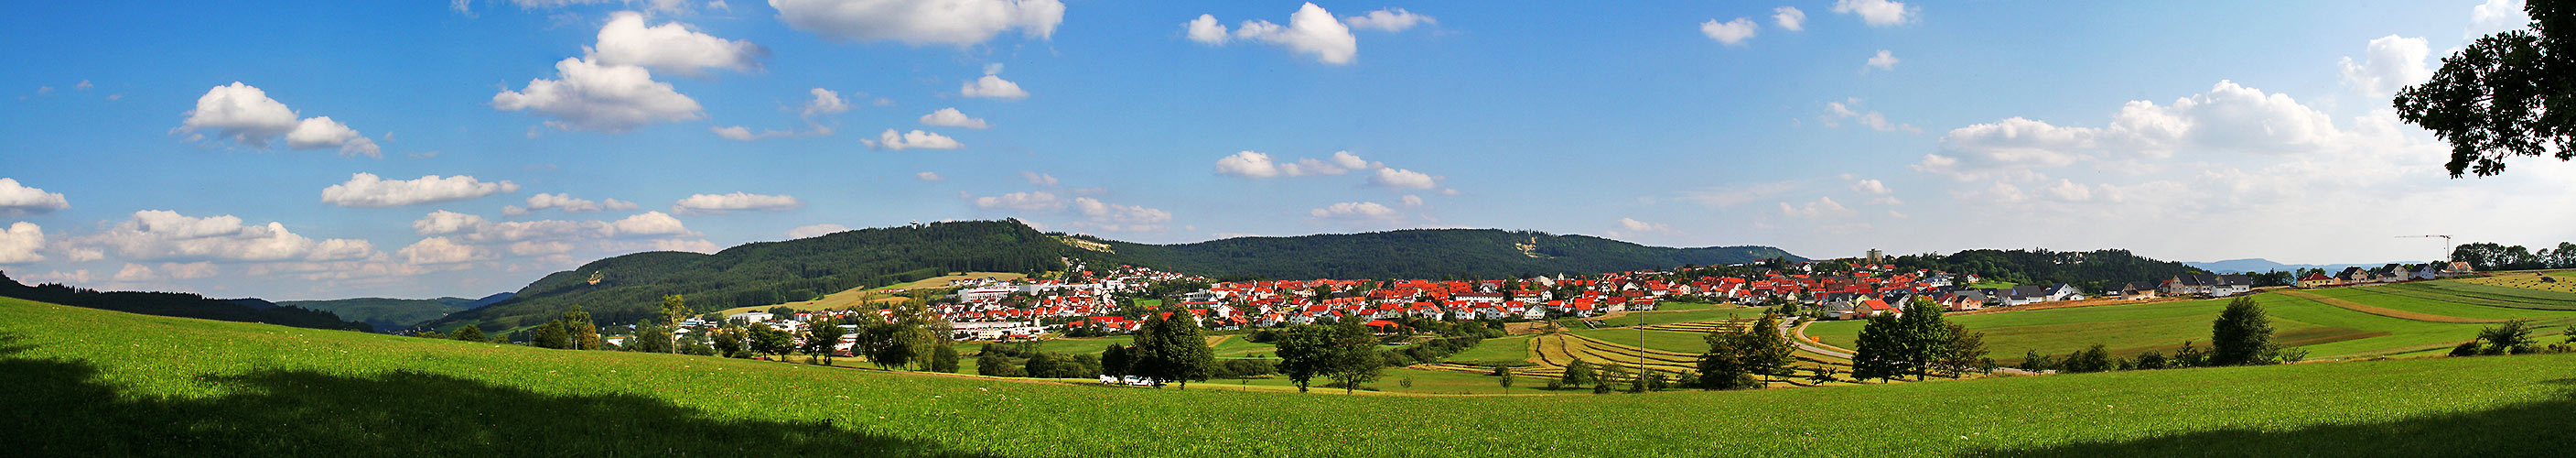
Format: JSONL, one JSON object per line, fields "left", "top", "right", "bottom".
{"left": 0, "top": 333, "right": 996, "bottom": 457}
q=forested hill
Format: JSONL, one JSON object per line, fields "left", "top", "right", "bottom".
{"left": 278, "top": 292, "right": 510, "bottom": 331}
{"left": 425, "top": 221, "right": 1071, "bottom": 333}
{"left": 1083, "top": 229, "right": 1804, "bottom": 280}
{"left": 1885, "top": 249, "right": 2209, "bottom": 293}
{"left": 0, "top": 271, "right": 372, "bottom": 332}
{"left": 433, "top": 221, "right": 1797, "bottom": 333}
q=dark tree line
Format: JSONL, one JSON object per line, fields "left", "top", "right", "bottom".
{"left": 0, "top": 271, "right": 372, "bottom": 332}
{"left": 1885, "top": 249, "right": 2207, "bottom": 294}
{"left": 2452, "top": 241, "right": 2576, "bottom": 271}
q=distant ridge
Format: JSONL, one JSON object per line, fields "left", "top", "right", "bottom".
{"left": 279, "top": 292, "right": 513, "bottom": 331}
{"left": 0, "top": 270, "right": 370, "bottom": 332}
{"left": 2187, "top": 258, "right": 2415, "bottom": 274}
{"left": 427, "top": 221, "right": 1800, "bottom": 333}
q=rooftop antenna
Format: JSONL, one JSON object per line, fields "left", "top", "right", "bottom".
{"left": 2395, "top": 234, "right": 2452, "bottom": 262}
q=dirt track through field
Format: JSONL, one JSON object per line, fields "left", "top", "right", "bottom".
{"left": 2276, "top": 290, "right": 2509, "bottom": 323}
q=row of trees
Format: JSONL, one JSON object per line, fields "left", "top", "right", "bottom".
{"left": 2451, "top": 242, "right": 2576, "bottom": 271}
{"left": 1696, "top": 313, "right": 1796, "bottom": 389}
{"left": 1849, "top": 298, "right": 1992, "bottom": 382}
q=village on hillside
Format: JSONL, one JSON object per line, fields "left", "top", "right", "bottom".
{"left": 689, "top": 254, "right": 2484, "bottom": 348}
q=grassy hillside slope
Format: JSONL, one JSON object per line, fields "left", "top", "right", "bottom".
{"left": 1808, "top": 284, "right": 2576, "bottom": 363}
{"left": 5, "top": 298, "right": 2571, "bottom": 457}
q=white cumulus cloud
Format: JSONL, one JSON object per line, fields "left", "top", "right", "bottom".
{"left": 398, "top": 236, "right": 490, "bottom": 265}
{"left": 74, "top": 210, "right": 375, "bottom": 262}
{"left": 0, "top": 179, "right": 70, "bottom": 215}
{"left": 1195, "top": 3, "right": 1361, "bottom": 65}
{"left": 1773, "top": 6, "right": 1806, "bottom": 31}
{"left": 320, "top": 173, "right": 520, "bottom": 207}
{"left": 1309, "top": 202, "right": 1400, "bottom": 222}
{"left": 1780, "top": 197, "right": 1856, "bottom": 219}
{"left": 671, "top": 191, "right": 803, "bottom": 214}
{"left": 1833, "top": 0, "right": 1918, "bottom": 27}
{"left": 973, "top": 191, "right": 1062, "bottom": 211}
{"left": 866, "top": 129, "right": 963, "bottom": 150}
{"left": 770, "top": 0, "right": 1064, "bottom": 47}
{"left": 2337, "top": 35, "right": 2431, "bottom": 97}
{"left": 0, "top": 222, "right": 43, "bottom": 264}
{"left": 178, "top": 82, "right": 380, "bottom": 157}
{"left": 959, "top": 74, "right": 1028, "bottom": 100}
{"left": 916, "top": 171, "right": 945, "bottom": 181}
{"left": 1369, "top": 168, "right": 1438, "bottom": 190}
{"left": 492, "top": 58, "right": 704, "bottom": 133}
{"left": 786, "top": 224, "right": 848, "bottom": 239}
{"left": 1700, "top": 17, "right": 1758, "bottom": 46}
{"left": 1342, "top": 8, "right": 1433, "bottom": 32}
{"left": 587, "top": 11, "right": 766, "bottom": 77}
{"left": 1866, "top": 49, "right": 1899, "bottom": 71}
{"left": 920, "top": 107, "right": 990, "bottom": 128}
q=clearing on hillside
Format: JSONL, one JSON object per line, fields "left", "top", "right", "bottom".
{"left": 716, "top": 272, "right": 1028, "bottom": 316}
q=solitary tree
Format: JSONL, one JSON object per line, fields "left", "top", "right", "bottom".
{"left": 749, "top": 323, "right": 795, "bottom": 359}
{"left": 531, "top": 321, "right": 572, "bottom": 349}
{"left": 2478, "top": 319, "right": 2539, "bottom": 354}
{"left": 1849, "top": 313, "right": 1905, "bottom": 382}
{"left": 1939, "top": 322, "right": 1989, "bottom": 378}
{"left": 1495, "top": 365, "right": 1515, "bottom": 394}
{"left": 1131, "top": 312, "right": 1215, "bottom": 388}
{"left": 452, "top": 324, "right": 486, "bottom": 343}
{"left": 659, "top": 294, "right": 690, "bottom": 328}
{"left": 1561, "top": 361, "right": 1595, "bottom": 388}
{"left": 805, "top": 319, "right": 844, "bottom": 365}
{"left": 1322, "top": 319, "right": 1384, "bottom": 394}
{"left": 1897, "top": 298, "right": 1955, "bottom": 380}
{"left": 2394, "top": 0, "right": 2576, "bottom": 178}
{"left": 1741, "top": 314, "right": 1797, "bottom": 383}
{"left": 930, "top": 345, "right": 962, "bottom": 373}
{"left": 560, "top": 306, "right": 603, "bottom": 351}
{"left": 2209, "top": 297, "right": 2279, "bottom": 365}
{"left": 1273, "top": 323, "right": 1334, "bottom": 392}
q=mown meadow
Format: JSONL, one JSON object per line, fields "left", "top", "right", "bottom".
{"left": 6, "top": 297, "right": 2575, "bottom": 456}
{"left": 1805, "top": 280, "right": 2576, "bottom": 364}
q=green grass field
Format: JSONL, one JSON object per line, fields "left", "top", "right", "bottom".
{"left": 1807, "top": 285, "right": 2576, "bottom": 363}
{"left": 8, "top": 297, "right": 2576, "bottom": 456}
{"left": 1444, "top": 334, "right": 1533, "bottom": 365}
{"left": 717, "top": 272, "right": 1028, "bottom": 316}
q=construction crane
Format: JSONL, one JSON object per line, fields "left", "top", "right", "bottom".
{"left": 2397, "top": 234, "right": 2452, "bottom": 262}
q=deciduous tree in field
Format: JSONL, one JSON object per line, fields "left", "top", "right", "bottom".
{"left": 659, "top": 294, "right": 689, "bottom": 329}
{"left": 804, "top": 319, "right": 843, "bottom": 365}
{"left": 2478, "top": 320, "right": 2539, "bottom": 354}
{"left": 628, "top": 323, "right": 673, "bottom": 354}
{"left": 975, "top": 353, "right": 1022, "bottom": 376}
{"left": 532, "top": 321, "right": 571, "bottom": 349}
{"left": 1102, "top": 344, "right": 1133, "bottom": 377}
{"left": 709, "top": 325, "right": 748, "bottom": 357}
{"left": 1131, "top": 311, "right": 1215, "bottom": 388}
{"left": 1742, "top": 313, "right": 1796, "bottom": 383}
{"left": 452, "top": 324, "right": 485, "bottom": 343}
{"left": 1495, "top": 365, "right": 1515, "bottom": 393}
{"left": 2210, "top": 297, "right": 2280, "bottom": 365}
{"left": 1322, "top": 319, "right": 1384, "bottom": 394}
{"left": 1850, "top": 313, "right": 1904, "bottom": 382}
{"left": 1023, "top": 352, "right": 1061, "bottom": 378}
{"left": 2172, "top": 341, "right": 2207, "bottom": 367}
{"left": 557, "top": 306, "right": 604, "bottom": 351}
{"left": 930, "top": 345, "right": 961, "bottom": 373}
{"left": 1561, "top": 361, "right": 1595, "bottom": 388}
{"left": 749, "top": 323, "right": 794, "bottom": 359}
{"left": 1939, "top": 322, "right": 1989, "bottom": 378}
{"left": 1897, "top": 298, "right": 1955, "bottom": 381}
{"left": 1273, "top": 324, "right": 1334, "bottom": 392}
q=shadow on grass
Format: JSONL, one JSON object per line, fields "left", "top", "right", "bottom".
{"left": 1971, "top": 380, "right": 2576, "bottom": 457}
{"left": 0, "top": 334, "right": 994, "bottom": 457}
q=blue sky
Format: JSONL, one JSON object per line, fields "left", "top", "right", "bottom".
{"left": 4, "top": 0, "right": 2571, "bottom": 300}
